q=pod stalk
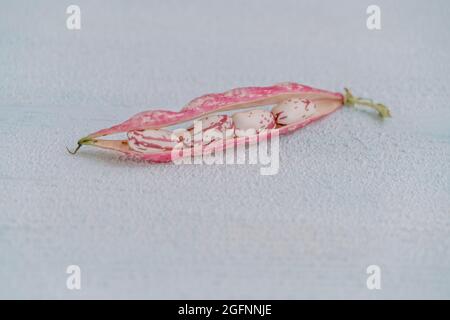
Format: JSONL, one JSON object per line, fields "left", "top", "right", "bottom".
{"left": 344, "top": 88, "right": 391, "bottom": 119}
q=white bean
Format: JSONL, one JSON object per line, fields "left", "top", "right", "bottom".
{"left": 232, "top": 110, "right": 276, "bottom": 137}
{"left": 272, "top": 98, "right": 316, "bottom": 125}
{"left": 189, "top": 115, "right": 235, "bottom": 145}
{"left": 127, "top": 129, "right": 180, "bottom": 153}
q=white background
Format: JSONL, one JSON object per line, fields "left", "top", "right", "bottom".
{"left": 0, "top": 0, "right": 449, "bottom": 298}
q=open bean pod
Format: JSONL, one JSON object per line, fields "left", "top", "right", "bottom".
{"left": 69, "top": 82, "right": 391, "bottom": 162}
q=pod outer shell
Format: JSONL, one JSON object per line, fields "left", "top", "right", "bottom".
{"left": 82, "top": 82, "right": 344, "bottom": 162}
{"left": 88, "top": 82, "right": 343, "bottom": 138}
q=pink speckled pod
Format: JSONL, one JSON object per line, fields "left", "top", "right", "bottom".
{"left": 69, "top": 83, "right": 390, "bottom": 162}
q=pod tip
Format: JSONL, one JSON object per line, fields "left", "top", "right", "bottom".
{"left": 66, "top": 144, "right": 81, "bottom": 155}
{"left": 67, "top": 137, "right": 94, "bottom": 155}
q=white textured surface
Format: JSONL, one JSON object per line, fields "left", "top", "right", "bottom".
{"left": 1, "top": 0, "right": 450, "bottom": 299}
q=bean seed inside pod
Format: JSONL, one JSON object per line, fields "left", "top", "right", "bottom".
{"left": 232, "top": 110, "right": 276, "bottom": 137}
{"left": 128, "top": 129, "right": 181, "bottom": 153}
{"left": 272, "top": 98, "right": 317, "bottom": 125}
{"left": 188, "top": 115, "right": 235, "bottom": 145}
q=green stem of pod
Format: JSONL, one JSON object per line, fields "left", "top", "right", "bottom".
{"left": 344, "top": 88, "right": 391, "bottom": 119}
